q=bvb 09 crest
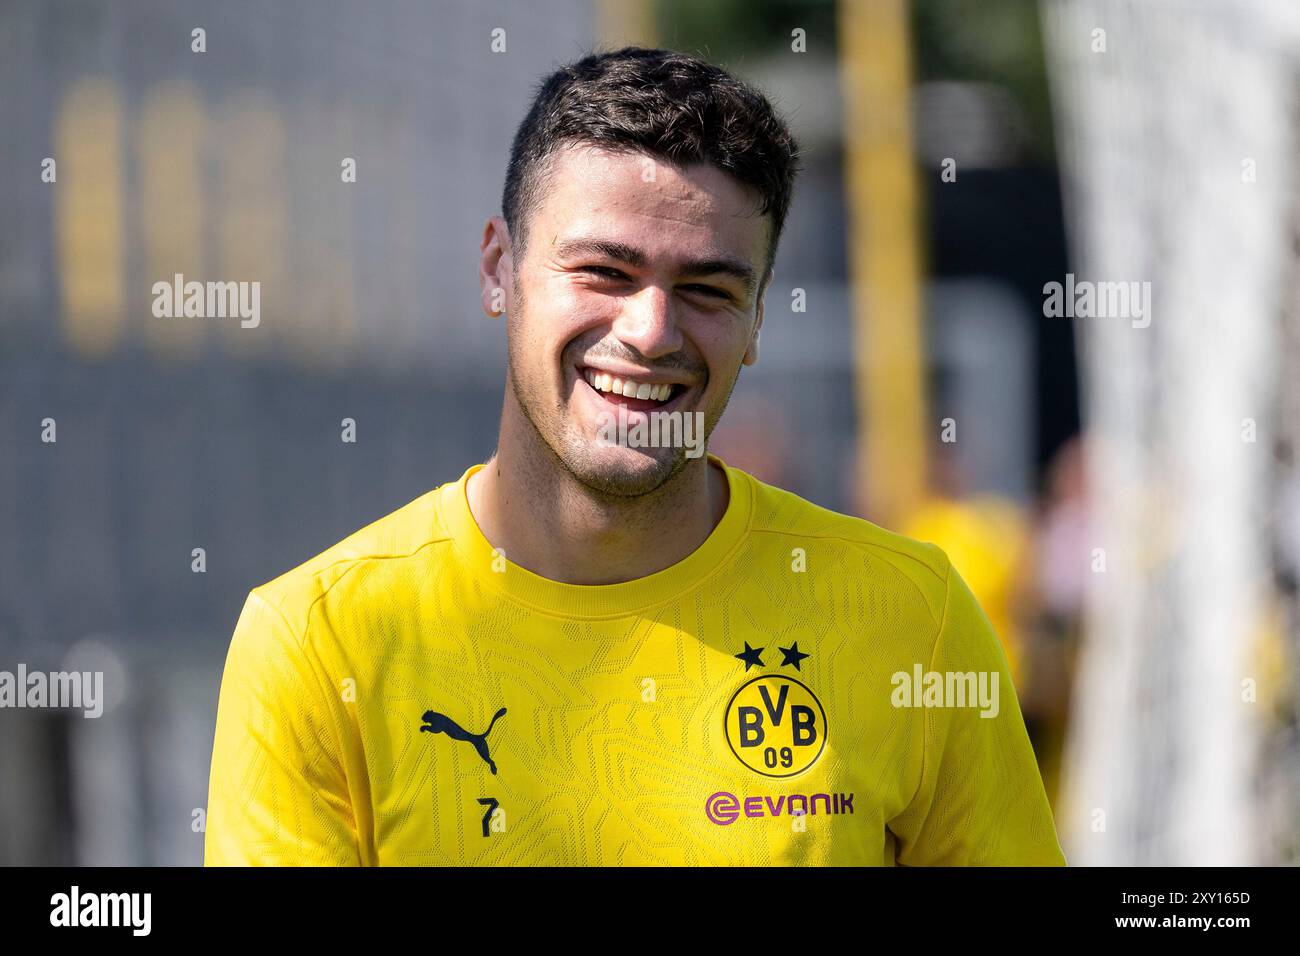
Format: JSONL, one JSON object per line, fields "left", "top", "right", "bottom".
{"left": 724, "top": 675, "right": 827, "bottom": 778}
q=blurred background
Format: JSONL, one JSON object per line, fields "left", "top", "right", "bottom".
{"left": 0, "top": 0, "right": 1296, "bottom": 865}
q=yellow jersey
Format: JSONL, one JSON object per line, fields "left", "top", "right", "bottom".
{"left": 204, "top": 456, "right": 1065, "bottom": 866}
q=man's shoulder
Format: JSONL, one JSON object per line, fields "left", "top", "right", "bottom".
{"left": 732, "top": 464, "right": 953, "bottom": 622}
{"left": 246, "top": 477, "right": 460, "bottom": 642}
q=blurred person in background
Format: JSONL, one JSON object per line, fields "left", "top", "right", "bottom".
{"left": 1020, "top": 435, "right": 1089, "bottom": 808}
{"left": 901, "top": 440, "right": 1033, "bottom": 688}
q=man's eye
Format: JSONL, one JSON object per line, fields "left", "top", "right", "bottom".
{"left": 681, "top": 284, "right": 730, "bottom": 300}
{"left": 581, "top": 266, "right": 628, "bottom": 280}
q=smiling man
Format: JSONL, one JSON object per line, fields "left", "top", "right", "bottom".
{"left": 205, "top": 47, "right": 1066, "bottom": 866}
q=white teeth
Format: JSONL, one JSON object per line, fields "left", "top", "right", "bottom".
{"left": 583, "top": 369, "right": 676, "bottom": 403}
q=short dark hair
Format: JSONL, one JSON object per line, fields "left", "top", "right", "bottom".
{"left": 502, "top": 46, "right": 801, "bottom": 280}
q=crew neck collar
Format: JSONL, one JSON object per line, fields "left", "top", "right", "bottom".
{"left": 440, "top": 453, "right": 753, "bottom": 619}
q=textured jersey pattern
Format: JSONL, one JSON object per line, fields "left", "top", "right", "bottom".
{"left": 204, "top": 457, "right": 1066, "bottom": 866}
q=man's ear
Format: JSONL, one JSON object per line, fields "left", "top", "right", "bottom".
{"left": 479, "top": 215, "right": 514, "bottom": 318}
{"left": 743, "top": 268, "right": 771, "bottom": 366}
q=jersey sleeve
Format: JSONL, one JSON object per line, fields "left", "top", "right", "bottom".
{"left": 889, "top": 559, "right": 1067, "bottom": 866}
{"left": 204, "top": 589, "right": 362, "bottom": 866}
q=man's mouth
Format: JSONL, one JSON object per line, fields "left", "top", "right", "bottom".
{"left": 579, "top": 366, "right": 687, "bottom": 413}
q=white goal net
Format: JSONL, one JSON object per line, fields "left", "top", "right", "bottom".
{"left": 1041, "top": 0, "right": 1300, "bottom": 865}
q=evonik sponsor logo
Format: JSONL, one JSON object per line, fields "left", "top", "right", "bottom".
{"left": 705, "top": 790, "right": 854, "bottom": 825}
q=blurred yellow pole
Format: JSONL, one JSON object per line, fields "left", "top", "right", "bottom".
{"left": 838, "top": 0, "right": 927, "bottom": 525}
{"left": 595, "top": 0, "right": 656, "bottom": 46}
{"left": 56, "top": 78, "right": 126, "bottom": 358}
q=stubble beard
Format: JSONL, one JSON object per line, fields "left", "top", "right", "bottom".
{"left": 505, "top": 275, "right": 727, "bottom": 503}
{"left": 506, "top": 345, "right": 693, "bottom": 501}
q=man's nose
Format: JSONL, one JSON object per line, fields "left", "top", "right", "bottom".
{"left": 611, "top": 284, "right": 684, "bottom": 360}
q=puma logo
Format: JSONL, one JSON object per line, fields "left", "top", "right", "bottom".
{"left": 420, "top": 706, "right": 508, "bottom": 775}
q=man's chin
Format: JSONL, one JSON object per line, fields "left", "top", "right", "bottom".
{"left": 565, "top": 443, "right": 688, "bottom": 498}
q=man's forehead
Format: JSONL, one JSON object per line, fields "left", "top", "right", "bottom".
{"left": 534, "top": 144, "right": 770, "bottom": 266}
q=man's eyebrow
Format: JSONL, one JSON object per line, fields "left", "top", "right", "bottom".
{"left": 553, "top": 238, "right": 756, "bottom": 293}
{"left": 553, "top": 238, "right": 646, "bottom": 268}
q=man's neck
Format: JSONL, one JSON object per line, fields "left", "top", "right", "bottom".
{"left": 466, "top": 406, "right": 728, "bottom": 586}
